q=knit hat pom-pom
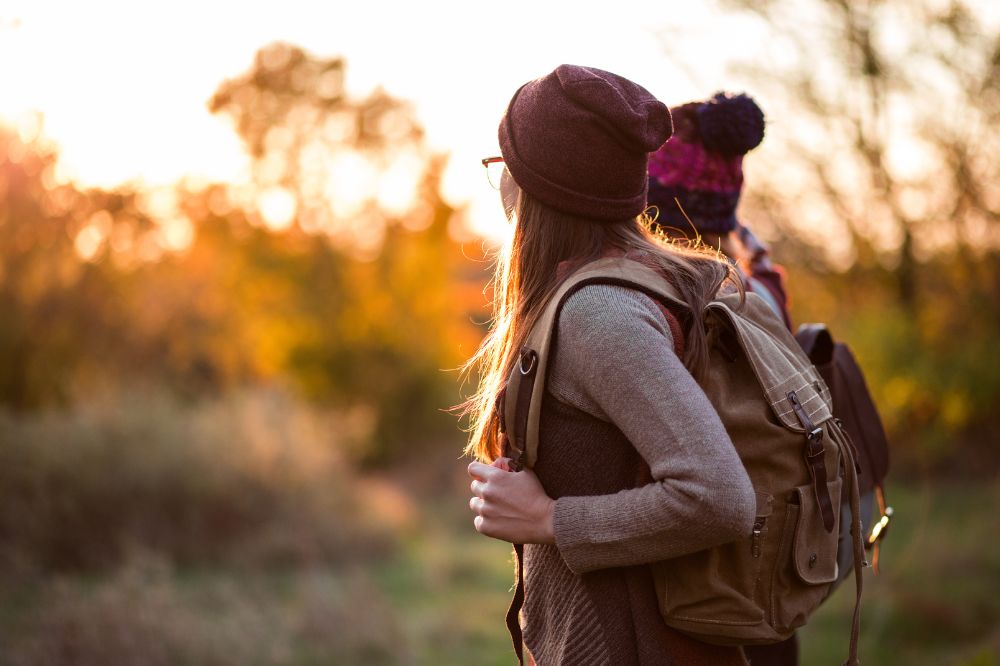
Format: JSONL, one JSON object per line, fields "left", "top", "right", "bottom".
{"left": 695, "top": 92, "right": 765, "bottom": 156}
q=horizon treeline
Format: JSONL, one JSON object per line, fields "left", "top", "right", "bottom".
{"left": 1, "top": 40, "right": 998, "bottom": 474}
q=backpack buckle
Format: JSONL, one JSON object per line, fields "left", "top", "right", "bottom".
{"left": 788, "top": 391, "right": 825, "bottom": 458}
{"left": 806, "top": 426, "right": 825, "bottom": 458}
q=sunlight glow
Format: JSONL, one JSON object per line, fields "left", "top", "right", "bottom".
{"left": 257, "top": 187, "right": 297, "bottom": 232}
{"left": 74, "top": 224, "right": 104, "bottom": 261}
{"left": 376, "top": 151, "right": 422, "bottom": 217}
{"left": 109, "top": 221, "right": 134, "bottom": 255}
{"left": 161, "top": 216, "right": 195, "bottom": 251}
{"left": 4, "top": 0, "right": 988, "bottom": 251}
{"left": 137, "top": 188, "right": 179, "bottom": 222}
{"left": 136, "top": 231, "right": 165, "bottom": 263}
{"left": 326, "top": 152, "right": 377, "bottom": 219}
{"left": 73, "top": 210, "right": 113, "bottom": 261}
{"left": 0, "top": 0, "right": 699, "bottom": 242}
{"left": 329, "top": 210, "right": 385, "bottom": 263}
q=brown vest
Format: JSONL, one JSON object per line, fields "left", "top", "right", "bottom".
{"left": 509, "top": 392, "right": 747, "bottom": 666}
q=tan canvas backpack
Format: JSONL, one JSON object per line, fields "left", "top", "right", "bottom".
{"left": 502, "top": 256, "right": 866, "bottom": 666}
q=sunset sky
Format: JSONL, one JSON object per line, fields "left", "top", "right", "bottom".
{"left": 0, "top": 0, "right": 776, "bottom": 240}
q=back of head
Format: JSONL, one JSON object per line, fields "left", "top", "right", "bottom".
{"left": 496, "top": 66, "right": 743, "bottom": 354}
{"left": 496, "top": 63, "right": 682, "bottom": 307}
{"left": 499, "top": 64, "right": 673, "bottom": 222}
{"left": 647, "top": 92, "right": 766, "bottom": 236}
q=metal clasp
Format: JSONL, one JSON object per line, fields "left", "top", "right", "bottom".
{"left": 518, "top": 349, "right": 537, "bottom": 376}
{"left": 867, "top": 506, "right": 894, "bottom": 546}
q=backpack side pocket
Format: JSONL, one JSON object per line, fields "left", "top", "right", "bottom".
{"left": 770, "top": 477, "right": 843, "bottom": 632}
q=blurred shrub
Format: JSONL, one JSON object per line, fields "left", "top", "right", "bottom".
{"left": 4, "top": 556, "right": 408, "bottom": 666}
{"left": 0, "top": 388, "right": 399, "bottom": 574}
{"left": 781, "top": 253, "right": 1000, "bottom": 478}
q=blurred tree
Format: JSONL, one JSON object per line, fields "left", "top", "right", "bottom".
{"left": 722, "top": 0, "right": 1000, "bottom": 298}
{"left": 0, "top": 129, "right": 80, "bottom": 407}
{"left": 0, "top": 130, "right": 161, "bottom": 406}
{"left": 718, "top": 0, "right": 999, "bottom": 305}
{"left": 706, "top": 0, "right": 1000, "bottom": 472}
{"left": 0, "top": 45, "right": 490, "bottom": 466}
{"left": 206, "top": 43, "right": 486, "bottom": 464}
{"left": 209, "top": 42, "right": 427, "bottom": 248}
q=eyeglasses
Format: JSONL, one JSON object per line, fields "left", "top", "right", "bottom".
{"left": 482, "top": 156, "right": 505, "bottom": 190}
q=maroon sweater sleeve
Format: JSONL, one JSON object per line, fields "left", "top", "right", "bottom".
{"left": 747, "top": 261, "right": 793, "bottom": 331}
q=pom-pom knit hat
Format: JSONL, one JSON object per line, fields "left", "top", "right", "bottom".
{"left": 499, "top": 65, "right": 673, "bottom": 221}
{"left": 647, "top": 92, "right": 765, "bottom": 234}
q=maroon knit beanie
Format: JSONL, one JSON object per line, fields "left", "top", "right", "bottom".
{"left": 498, "top": 65, "right": 673, "bottom": 221}
{"left": 647, "top": 92, "right": 765, "bottom": 234}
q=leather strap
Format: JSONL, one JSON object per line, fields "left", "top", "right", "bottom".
{"left": 831, "top": 423, "right": 866, "bottom": 666}
{"left": 511, "top": 258, "right": 689, "bottom": 468}
{"left": 788, "top": 390, "right": 837, "bottom": 532}
{"left": 502, "top": 350, "right": 536, "bottom": 471}
{"left": 511, "top": 350, "right": 538, "bottom": 471}
{"left": 506, "top": 543, "right": 526, "bottom": 665}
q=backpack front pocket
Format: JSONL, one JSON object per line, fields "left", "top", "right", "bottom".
{"left": 652, "top": 491, "right": 776, "bottom": 643}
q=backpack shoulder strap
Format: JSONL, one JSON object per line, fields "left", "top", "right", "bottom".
{"left": 796, "top": 323, "right": 891, "bottom": 489}
{"left": 831, "top": 342, "right": 890, "bottom": 485}
{"left": 796, "top": 323, "right": 835, "bottom": 366}
{"left": 503, "top": 257, "right": 685, "bottom": 469}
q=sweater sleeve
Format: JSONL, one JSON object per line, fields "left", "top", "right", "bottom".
{"left": 738, "top": 222, "right": 792, "bottom": 330}
{"left": 548, "top": 284, "right": 755, "bottom": 575}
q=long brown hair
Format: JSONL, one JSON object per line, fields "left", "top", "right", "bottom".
{"left": 459, "top": 188, "right": 742, "bottom": 462}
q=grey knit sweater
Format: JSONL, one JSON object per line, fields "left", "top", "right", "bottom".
{"left": 550, "top": 284, "right": 755, "bottom": 569}
{"left": 518, "top": 283, "right": 754, "bottom": 665}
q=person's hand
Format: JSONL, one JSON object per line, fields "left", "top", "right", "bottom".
{"left": 468, "top": 460, "right": 556, "bottom": 544}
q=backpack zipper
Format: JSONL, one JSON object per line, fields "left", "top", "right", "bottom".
{"left": 751, "top": 517, "right": 766, "bottom": 558}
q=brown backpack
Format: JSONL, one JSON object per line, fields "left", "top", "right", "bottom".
{"left": 503, "top": 257, "right": 865, "bottom": 665}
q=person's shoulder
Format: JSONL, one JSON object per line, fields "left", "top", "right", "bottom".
{"left": 558, "top": 283, "right": 671, "bottom": 341}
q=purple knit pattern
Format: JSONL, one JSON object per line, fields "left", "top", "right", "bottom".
{"left": 646, "top": 91, "right": 765, "bottom": 234}
{"left": 696, "top": 92, "right": 765, "bottom": 156}
{"left": 648, "top": 138, "right": 744, "bottom": 193}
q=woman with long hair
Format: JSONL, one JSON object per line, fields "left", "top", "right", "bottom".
{"left": 462, "top": 65, "right": 756, "bottom": 665}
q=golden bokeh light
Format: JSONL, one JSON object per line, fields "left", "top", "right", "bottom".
{"left": 256, "top": 186, "right": 297, "bottom": 232}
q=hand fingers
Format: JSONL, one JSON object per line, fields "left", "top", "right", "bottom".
{"left": 492, "top": 457, "right": 512, "bottom": 471}
{"left": 468, "top": 460, "right": 501, "bottom": 480}
{"left": 470, "top": 479, "right": 486, "bottom": 498}
{"left": 470, "top": 491, "right": 492, "bottom": 537}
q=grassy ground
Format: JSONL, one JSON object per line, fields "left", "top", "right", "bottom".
{"left": 0, "top": 501, "right": 514, "bottom": 665}
{"left": 2, "top": 475, "right": 996, "bottom": 665}
{"left": 376, "top": 477, "right": 1000, "bottom": 665}
{"left": 797, "top": 480, "right": 1000, "bottom": 666}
